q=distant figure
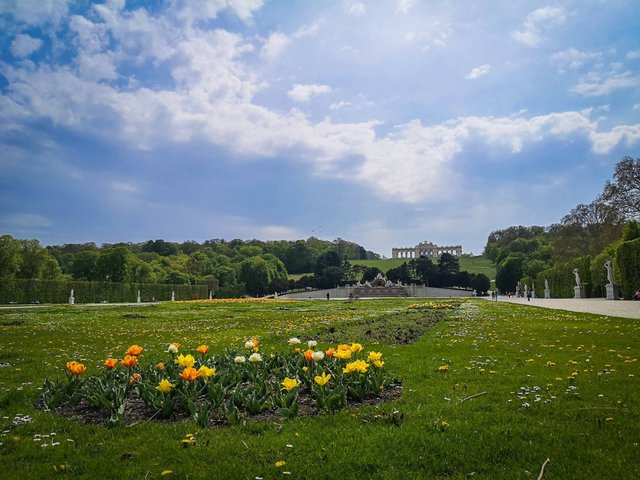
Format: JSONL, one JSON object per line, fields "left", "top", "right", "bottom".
{"left": 633, "top": 289, "right": 640, "bottom": 300}
{"left": 527, "top": 289, "right": 531, "bottom": 301}
{"left": 326, "top": 292, "right": 330, "bottom": 300}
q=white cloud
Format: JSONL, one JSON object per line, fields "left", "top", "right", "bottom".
{"left": 293, "top": 20, "right": 321, "bottom": 39}
{"left": 330, "top": 101, "right": 351, "bottom": 110}
{"left": 395, "top": 0, "right": 417, "bottom": 14}
{"left": 627, "top": 49, "right": 640, "bottom": 60}
{"left": 465, "top": 64, "right": 491, "bottom": 80}
{"left": 348, "top": 3, "right": 366, "bottom": 16}
{"left": 260, "top": 32, "right": 291, "bottom": 60}
{"left": 0, "top": 0, "right": 73, "bottom": 26}
{"left": 512, "top": 6, "right": 566, "bottom": 47}
{"left": 10, "top": 34, "right": 43, "bottom": 58}
{"left": 287, "top": 84, "right": 332, "bottom": 103}
{"left": 170, "top": 0, "right": 263, "bottom": 24}
{"left": 551, "top": 47, "right": 600, "bottom": 72}
{"left": 572, "top": 72, "right": 640, "bottom": 96}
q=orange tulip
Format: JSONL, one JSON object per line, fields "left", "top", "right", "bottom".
{"left": 103, "top": 358, "right": 118, "bottom": 369}
{"left": 325, "top": 347, "right": 336, "bottom": 357}
{"left": 125, "top": 345, "right": 144, "bottom": 356}
{"left": 180, "top": 367, "right": 199, "bottom": 382}
{"left": 251, "top": 338, "right": 259, "bottom": 348}
{"left": 66, "top": 361, "right": 86, "bottom": 376}
{"left": 196, "top": 345, "right": 209, "bottom": 355}
{"left": 304, "top": 349, "right": 314, "bottom": 361}
{"left": 129, "top": 373, "right": 142, "bottom": 385}
{"left": 122, "top": 355, "right": 138, "bottom": 368}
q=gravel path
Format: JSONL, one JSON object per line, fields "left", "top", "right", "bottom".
{"left": 481, "top": 296, "right": 640, "bottom": 319}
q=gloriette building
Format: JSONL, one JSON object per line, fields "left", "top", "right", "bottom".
{"left": 392, "top": 241, "right": 462, "bottom": 259}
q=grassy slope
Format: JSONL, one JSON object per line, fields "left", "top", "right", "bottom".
{"left": 1, "top": 299, "right": 639, "bottom": 479}
{"left": 352, "top": 255, "right": 496, "bottom": 279}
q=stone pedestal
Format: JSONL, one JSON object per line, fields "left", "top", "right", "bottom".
{"left": 544, "top": 289, "right": 551, "bottom": 299}
{"left": 574, "top": 286, "right": 585, "bottom": 299}
{"left": 606, "top": 284, "right": 620, "bottom": 300}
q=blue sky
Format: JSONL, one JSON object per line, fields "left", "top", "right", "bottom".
{"left": 1, "top": 0, "right": 639, "bottom": 257}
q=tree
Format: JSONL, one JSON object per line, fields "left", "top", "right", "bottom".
{"left": 71, "top": 250, "right": 100, "bottom": 280}
{"left": 471, "top": 273, "right": 491, "bottom": 295}
{"left": 0, "top": 235, "right": 21, "bottom": 278}
{"left": 622, "top": 220, "right": 640, "bottom": 241}
{"left": 495, "top": 254, "right": 524, "bottom": 293}
{"left": 17, "top": 239, "right": 49, "bottom": 279}
{"left": 602, "top": 156, "right": 640, "bottom": 219}
{"left": 361, "top": 267, "right": 382, "bottom": 283}
{"left": 95, "top": 247, "right": 132, "bottom": 283}
{"left": 314, "top": 250, "right": 341, "bottom": 276}
{"left": 409, "top": 257, "right": 438, "bottom": 285}
{"left": 438, "top": 253, "right": 460, "bottom": 287}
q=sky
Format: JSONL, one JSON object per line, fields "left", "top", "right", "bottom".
{"left": 1, "top": 0, "right": 639, "bottom": 257}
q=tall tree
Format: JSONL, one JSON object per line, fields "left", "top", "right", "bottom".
{"left": 0, "top": 235, "right": 21, "bottom": 278}
{"left": 602, "top": 156, "right": 640, "bottom": 219}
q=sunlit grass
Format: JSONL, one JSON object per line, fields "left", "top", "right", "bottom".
{"left": 0, "top": 299, "right": 638, "bottom": 479}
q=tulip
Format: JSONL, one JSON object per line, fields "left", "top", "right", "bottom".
{"left": 350, "top": 343, "right": 364, "bottom": 353}
{"left": 314, "top": 371, "right": 331, "bottom": 387}
{"left": 288, "top": 338, "right": 301, "bottom": 345}
{"left": 196, "top": 345, "right": 209, "bottom": 355}
{"left": 367, "top": 351, "right": 383, "bottom": 362}
{"left": 180, "top": 367, "right": 199, "bottom": 382}
{"left": 175, "top": 354, "right": 195, "bottom": 368}
{"left": 304, "top": 349, "right": 314, "bottom": 361}
{"left": 373, "top": 360, "right": 385, "bottom": 368}
{"left": 129, "top": 373, "right": 142, "bottom": 385}
{"left": 249, "top": 353, "right": 262, "bottom": 363}
{"left": 325, "top": 348, "right": 336, "bottom": 357}
{"left": 103, "top": 358, "right": 118, "bottom": 369}
{"left": 125, "top": 345, "right": 144, "bottom": 356}
{"left": 167, "top": 343, "right": 179, "bottom": 354}
{"left": 343, "top": 360, "right": 369, "bottom": 374}
{"left": 234, "top": 355, "right": 246, "bottom": 364}
{"left": 122, "top": 355, "right": 138, "bottom": 368}
{"left": 66, "top": 361, "right": 86, "bottom": 376}
{"left": 334, "top": 348, "right": 352, "bottom": 360}
{"left": 197, "top": 365, "right": 216, "bottom": 379}
{"left": 281, "top": 377, "right": 300, "bottom": 391}
{"left": 156, "top": 362, "right": 165, "bottom": 370}
{"left": 307, "top": 340, "right": 318, "bottom": 348}
{"left": 244, "top": 340, "right": 255, "bottom": 350}
{"left": 311, "top": 351, "right": 325, "bottom": 361}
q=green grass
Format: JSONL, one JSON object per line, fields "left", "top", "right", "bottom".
{"left": 352, "top": 255, "right": 496, "bottom": 279}
{"left": 1, "top": 299, "right": 639, "bottom": 479}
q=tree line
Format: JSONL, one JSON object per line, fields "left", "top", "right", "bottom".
{"left": 485, "top": 156, "right": 640, "bottom": 293}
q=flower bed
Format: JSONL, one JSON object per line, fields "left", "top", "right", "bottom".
{"left": 40, "top": 339, "right": 399, "bottom": 428}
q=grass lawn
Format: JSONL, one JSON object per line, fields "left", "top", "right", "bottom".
{"left": 1, "top": 299, "right": 638, "bottom": 479}
{"left": 352, "top": 256, "right": 496, "bottom": 279}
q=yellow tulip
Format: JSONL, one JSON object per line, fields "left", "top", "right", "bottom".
{"left": 197, "top": 365, "right": 216, "bottom": 379}
{"left": 350, "top": 343, "right": 364, "bottom": 353}
{"left": 156, "top": 378, "right": 175, "bottom": 394}
{"left": 343, "top": 360, "right": 369, "bottom": 374}
{"left": 175, "top": 354, "right": 195, "bottom": 368}
{"left": 281, "top": 377, "right": 300, "bottom": 391}
{"left": 367, "top": 351, "right": 383, "bottom": 362}
{"left": 314, "top": 372, "right": 331, "bottom": 387}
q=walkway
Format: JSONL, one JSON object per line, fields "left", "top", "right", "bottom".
{"left": 481, "top": 296, "right": 640, "bottom": 319}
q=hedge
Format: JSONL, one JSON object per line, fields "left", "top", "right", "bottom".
{"left": 536, "top": 256, "right": 592, "bottom": 298}
{"left": 615, "top": 238, "right": 640, "bottom": 299}
{"left": 0, "top": 279, "right": 212, "bottom": 305}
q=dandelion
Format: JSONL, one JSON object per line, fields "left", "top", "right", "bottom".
{"left": 175, "top": 354, "right": 195, "bottom": 368}
{"left": 161, "top": 470, "right": 173, "bottom": 476}
{"left": 156, "top": 379, "right": 175, "bottom": 393}
{"left": 234, "top": 356, "right": 246, "bottom": 364}
{"left": 122, "top": 355, "right": 138, "bottom": 368}
{"left": 249, "top": 353, "right": 263, "bottom": 363}
{"left": 314, "top": 372, "right": 331, "bottom": 387}
{"left": 545, "top": 361, "right": 556, "bottom": 367}
{"left": 275, "top": 460, "right": 286, "bottom": 468}
{"left": 103, "top": 358, "right": 118, "bottom": 369}
{"left": 281, "top": 377, "right": 300, "bottom": 391}
{"left": 196, "top": 345, "right": 209, "bottom": 355}
{"left": 125, "top": 345, "right": 143, "bottom": 357}
{"left": 66, "top": 361, "right": 86, "bottom": 376}
{"left": 437, "top": 365, "right": 449, "bottom": 372}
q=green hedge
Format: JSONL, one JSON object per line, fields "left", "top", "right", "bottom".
{"left": 0, "top": 279, "right": 212, "bottom": 304}
{"left": 615, "top": 238, "right": 640, "bottom": 299}
{"left": 536, "top": 256, "right": 592, "bottom": 298}
{"left": 590, "top": 246, "right": 617, "bottom": 299}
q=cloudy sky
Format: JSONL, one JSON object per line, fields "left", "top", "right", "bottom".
{"left": 1, "top": 0, "right": 639, "bottom": 256}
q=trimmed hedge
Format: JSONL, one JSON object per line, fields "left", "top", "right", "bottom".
{"left": 590, "top": 246, "right": 617, "bottom": 299}
{"left": 615, "top": 238, "right": 640, "bottom": 299}
{"left": 536, "top": 256, "right": 592, "bottom": 298}
{"left": 0, "top": 279, "right": 211, "bottom": 305}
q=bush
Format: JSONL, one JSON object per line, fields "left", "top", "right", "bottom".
{"left": 615, "top": 238, "right": 640, "bottom": 299}
{"left": 536, "top": 256, "right": 592, "bottom": 298}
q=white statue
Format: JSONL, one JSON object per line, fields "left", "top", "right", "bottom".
{"left": 171, "top": 291, "right": 175, "bottom": 301}
{"left": 604, "top": 260, "right": 614, "bottom": 285}
{"left": 137, "top": 290, "right": 141, "bottom": 303}
{"left": 573, "top": 268, "right": 581, "bottom": 287}
{"left": 69, "top": 289, "right": 75, "bottom": 305}
{"left": 544, "top": 278, "right": 549, "bottom": 290}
